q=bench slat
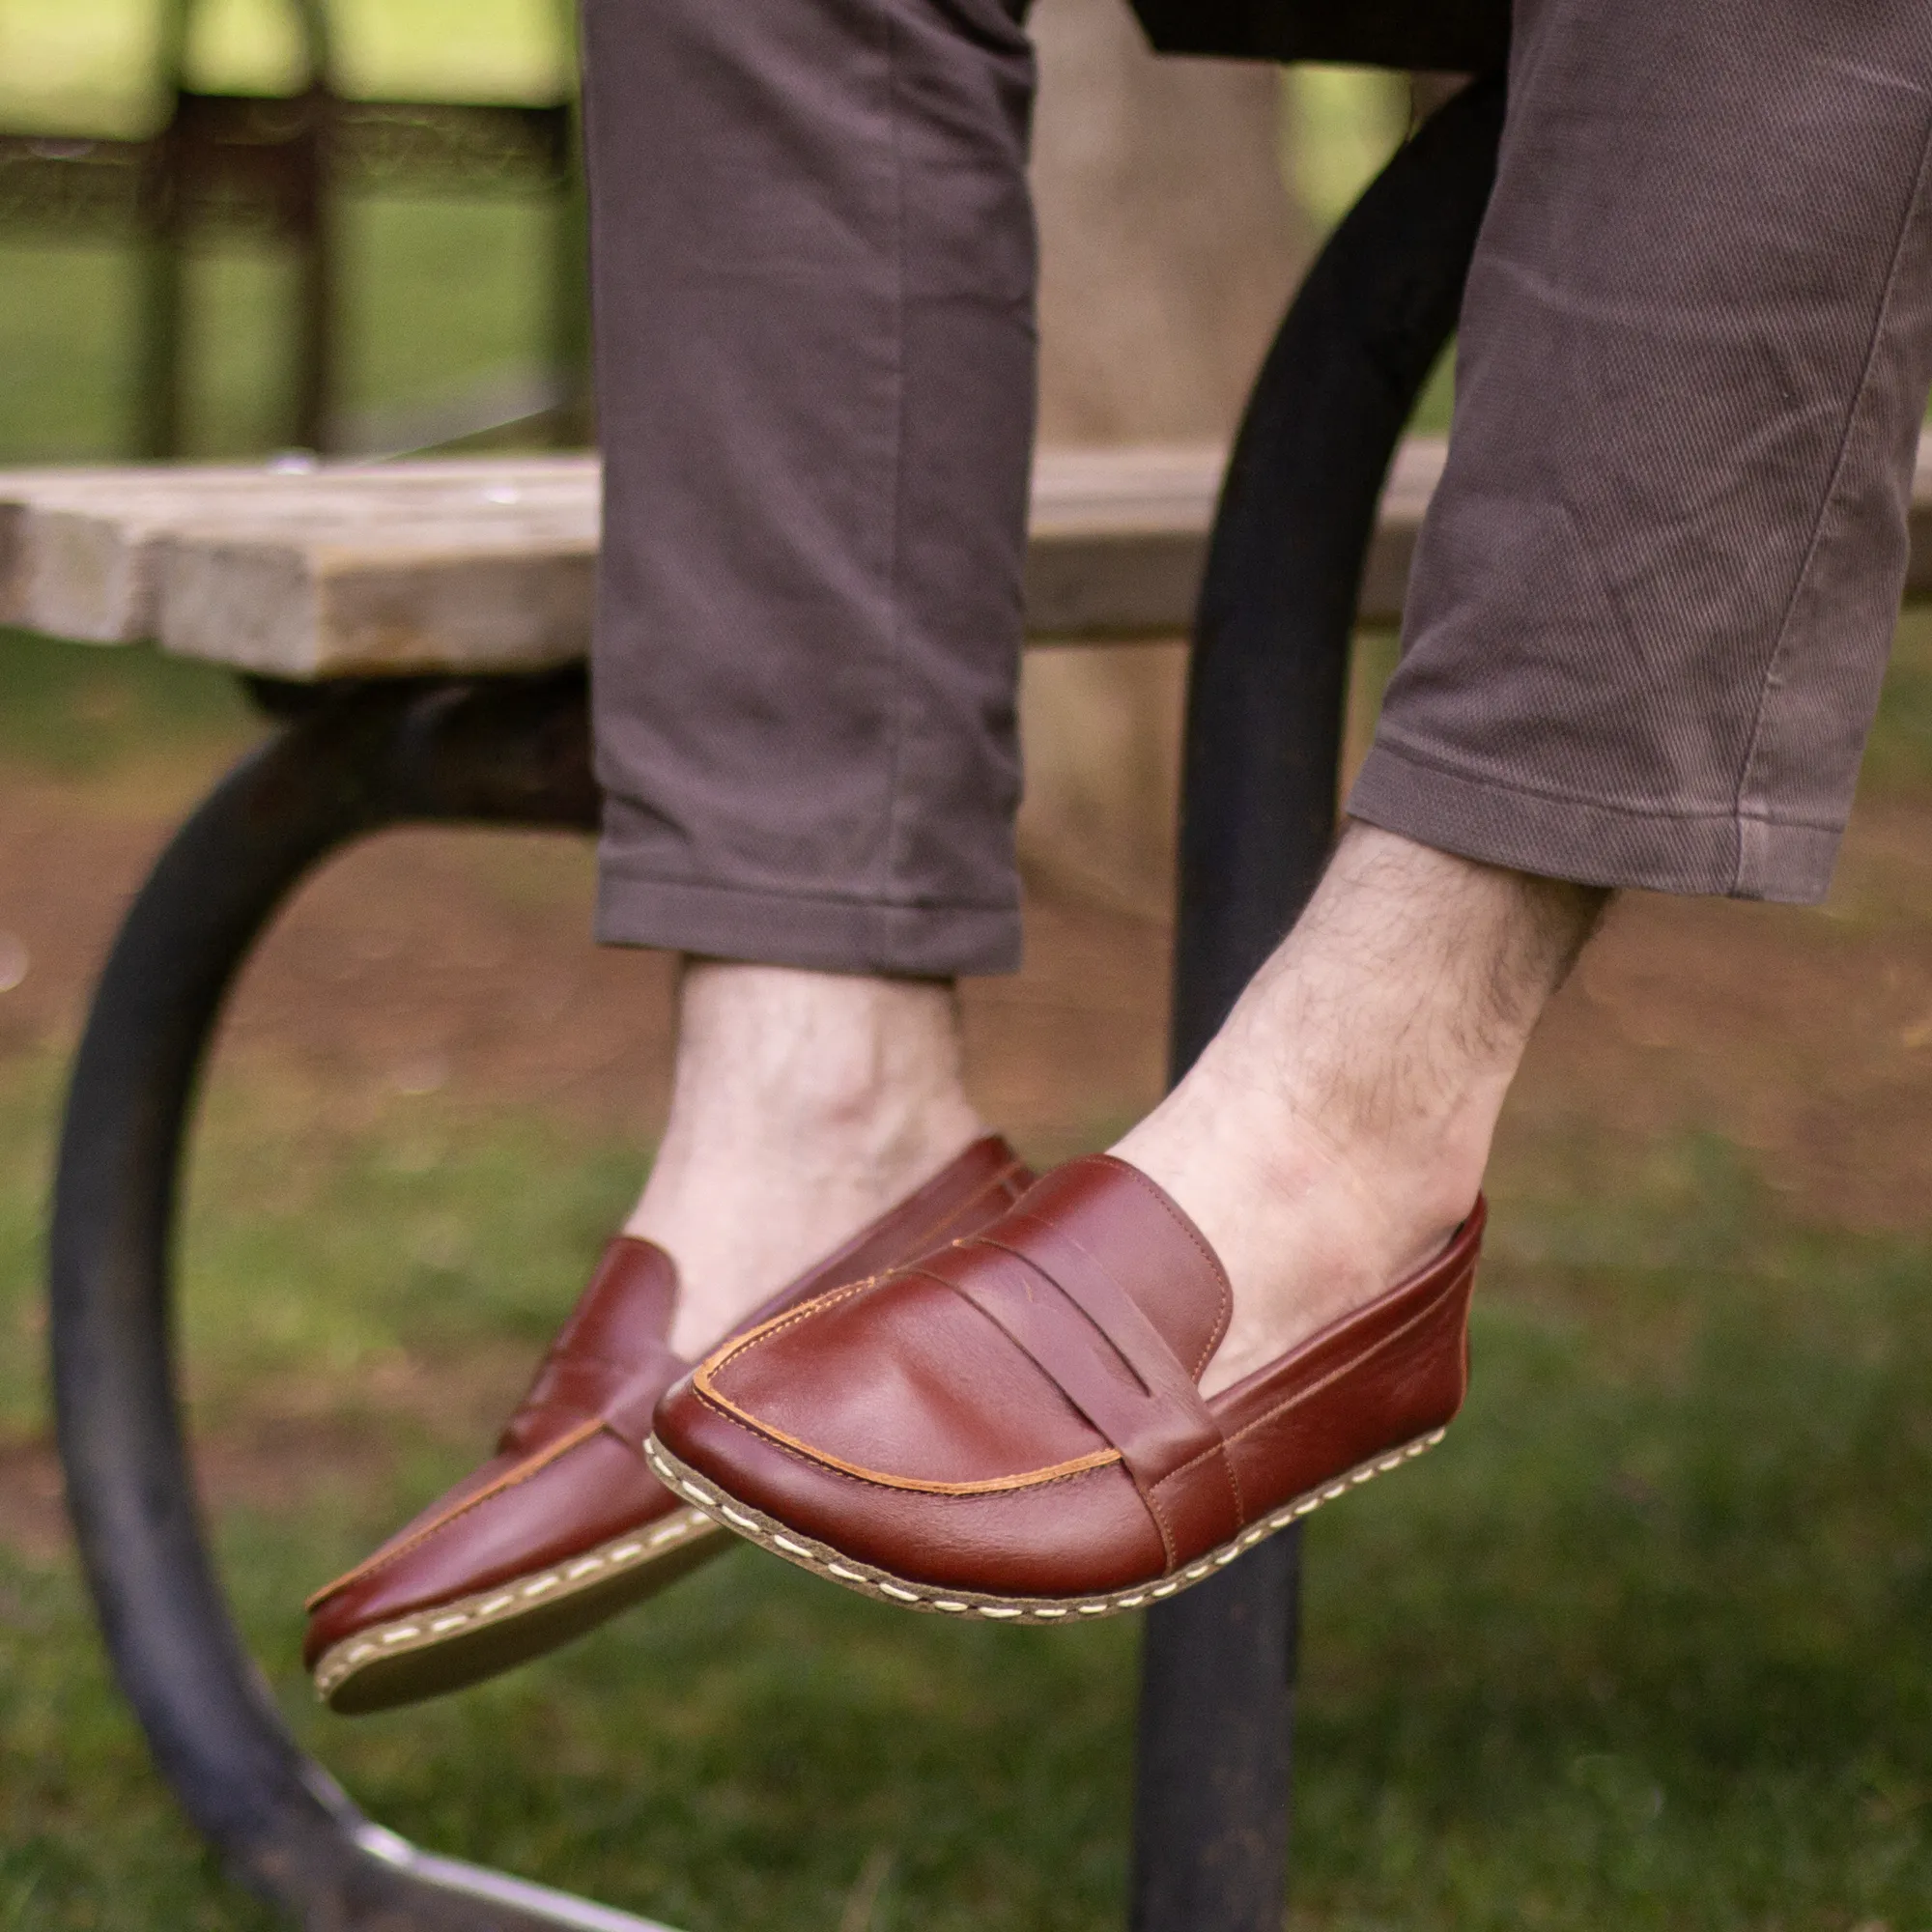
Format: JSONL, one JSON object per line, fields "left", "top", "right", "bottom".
{"left": 5, "top": 435, "right": 1930, "bottom": 678}
{"left": 0, "top": 462, "right": 598, "bottom": 648}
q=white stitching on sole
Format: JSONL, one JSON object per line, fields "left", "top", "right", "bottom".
{"left": 312, "top": 1505, "right": 727, "bottom": 1699}
{"left": 642, "top": 1428, "right": 1450, "bottom": 1627}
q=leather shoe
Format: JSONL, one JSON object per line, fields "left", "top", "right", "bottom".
{"left": 648, "top": 1155, "right": 1482, "bottom": 1621}
{"left": 305, "top": 1134, "right": 1035, "bottom": 1710}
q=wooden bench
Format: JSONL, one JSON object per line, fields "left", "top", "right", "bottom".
{"left": 10, "top": 437, "right": 1932, "bottom": 679}
{"left": 0, "top": 443, "right": 1296, "bottom": 671}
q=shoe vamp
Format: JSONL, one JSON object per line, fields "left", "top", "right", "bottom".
{"left": 361, "top": 1442, "right": 533, "bottom": 1553}
{"left": 307, "top": 1433, "right": 671, "bottom": 1653}
{"left": 757, "top": 1456, "right": 1166, "bottom": 1599}
{"left": 717, "top": 1272, "right": 1117, "bottom": 1486}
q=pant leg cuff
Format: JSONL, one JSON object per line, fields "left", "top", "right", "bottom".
{"left": 595, "top": 866, "right": 1022, "bottom": 977}
{"left": 1347, "top": 743, "right": 1841, "bottom": 903}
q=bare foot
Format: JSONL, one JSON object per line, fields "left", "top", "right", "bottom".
{"left": 1113, "top": 826, "right": 1608, "bottom": 1398}
{"left": 628, "top": 960, "right": 988, "bottom": 1360}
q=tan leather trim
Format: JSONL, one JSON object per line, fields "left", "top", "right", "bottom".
{"left": 695, "top": 1275, "right": 1122, "bottom": 1492}
{"left": 692, "top": 1377, "right": 1122, "bottom": 1493}
{"left": 303, "top": 1414, "right": 606, "bottom": 1609}
{"left": 696, "top": 1272, "right": 882, "bottom": 1378}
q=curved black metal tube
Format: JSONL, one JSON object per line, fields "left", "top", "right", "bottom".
{"left": 47, "top": 668, "right": 673, "bottom": 1928}
{"left": 1132, "top": 73, "right": 1505, "bottom": 1932}
{"left": 50, "top": 70, "right": 1501, "bottom": 1932}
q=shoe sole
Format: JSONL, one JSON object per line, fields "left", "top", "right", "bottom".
{"left": 641, "top": 1429, "right": 1448, "bottom": 1623}
{"left": 311, "top": 1504, "right": 727, "bottom": 1714}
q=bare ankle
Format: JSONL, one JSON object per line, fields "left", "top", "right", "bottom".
{"left": 1116, "top": 827, "right": 1609, "bottom": 1392}
{"left": 628, "top": 961, "right": 986, "bottom": 1358}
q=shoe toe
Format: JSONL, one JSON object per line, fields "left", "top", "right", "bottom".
{"left": 655, "top": 1368, "right": 1164, "bottom": 1598}
{"left": 303, "top": 1430, "right": 672, "bottom": 1667}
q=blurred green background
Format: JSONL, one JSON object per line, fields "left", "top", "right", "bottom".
{"left": 0, "top": 0, "right": 1433, "bottom": 467}
{"left": 9, "top": 615, "right": 1932, "bottom": 1928}
{"left": 6, "top": 7, "right": 1932, "bottom": 1930}
{"left": 0, "top": 0, "right": 578, "bottom": 462}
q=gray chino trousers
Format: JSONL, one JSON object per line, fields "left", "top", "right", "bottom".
{"left": 581, "top": 0, "right": 1932, "bottom": 977}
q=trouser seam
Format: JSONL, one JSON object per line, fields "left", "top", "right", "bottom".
{"left": 874, "top": 0, "right": 916, "bottom": 915}
{"left": 1728, "top": 98, "right": 1932, "bottom": 887}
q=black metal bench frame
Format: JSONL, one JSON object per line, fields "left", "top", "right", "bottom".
{"left": 46, "top": 76, "right": 1503, "bottom": 1931}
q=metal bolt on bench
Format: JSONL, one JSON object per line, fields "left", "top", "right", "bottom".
{"left": 40, "top": 80, "right": 1503, "bottom": 1931}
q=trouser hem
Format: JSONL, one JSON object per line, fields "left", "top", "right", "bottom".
{"left": 1347, "top": 743, "right": 1841, "bottom": 903}
{"left": 595, "top": 867, "right": 1022, "bottom": 978}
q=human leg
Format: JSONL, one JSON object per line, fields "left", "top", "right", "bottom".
{"left": 652, "top": 0, "right": 1932, "bottom": 1612}
{"left": 1137, "top": 0, "right": 1932, "bottom": 1392}
{"left": 306, "top": 0, "right": 1044, "bottom": 1704}
{"left": 630, "top": 963, "right": 986, "bottom": 1360}
{"left": 1115, "top": 825, "right": 1605, "bottom": 1395}
{"left": 582, "top": 0, "right": 1040, "bottom": 1329}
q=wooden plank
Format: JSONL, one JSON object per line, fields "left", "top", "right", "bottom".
{"left": 160, "top": 519, "right": 598, "bottom": 678}
{"left": 0, "top": 460, "right": 596, "bottom": 646}
{"left": 1024, "top": 442, "right": 1223, "bottom": 639}
{"left": 6, "top": 432, "right": 1932, "bottom": 678}
{"left": 1910, "top": 435, "right": 1932, "bottom": 607}
{"left": 0, "top": 446, "right": 1244, "bottom": 669}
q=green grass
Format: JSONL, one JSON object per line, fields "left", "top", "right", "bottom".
{"left": 0, "top": 1049, "right": 1143, "bottom": 1932}
{"left": 9, "top": 1034, "right": 1932, "bottom": 1927}
{"left": 1296, "top": 1138, "right": 1932, "bottom": 1928}
{"left": 11, "top": 560, "right": 1932, "bottom": 1930}
{"left": 0, "top": 195, "right": 567, "bottom": 465}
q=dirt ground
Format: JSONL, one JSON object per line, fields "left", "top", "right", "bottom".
{"left": 7, "top": 762, "right": 1932, "bottom": 1226}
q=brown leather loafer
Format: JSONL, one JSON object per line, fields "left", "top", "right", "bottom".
{"left": 648, "top": 1155, "right": 1483, "bottom": 1622}
{"left": 304, "top": 1134, "right": 1034, "bottom": 1711}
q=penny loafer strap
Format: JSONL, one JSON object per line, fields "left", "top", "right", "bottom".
{"left": 922, "top": 1220, "right": 1243, "bottom": 1558}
